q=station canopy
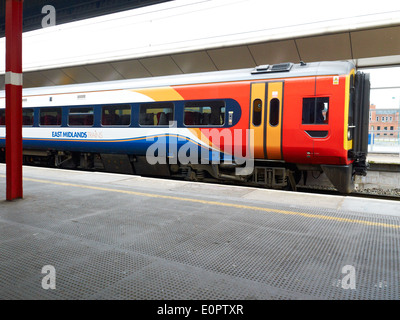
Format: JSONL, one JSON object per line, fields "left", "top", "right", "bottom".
{"left": 0, "top": 0, "right": 172, "bottom": 37}
{"left": 1, "top": 0, "right": 400, "bottom": 89}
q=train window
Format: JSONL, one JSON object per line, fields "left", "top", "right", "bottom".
{"left": 0, "top": 108, "right": 34, "bottom": 126}
{"left": 252, "top": 99, "right": 262, "bottom": 126}
{"left": 69, "top": 107, "right": 94, "bottom": 126}
{"left": 0, "top": 109, "right": 5, "bottom": 126}
{"left": 302, "top": 97, "right": 329, "bottom": 124}
{"left": 269, "top": 98, "right": 280, "bottom": 126}
{"left": 40, "top": 107, "right": 62, "bottom": 126}
{"left": 102, "top": 105, "right": 131, "bottom": 126}
{"left": 23, "top": 108, "right": 34, "bottom": 126}
{"left": 184, "top": 101, "right": 225, "bottom": 126}
{"left": 139, "top": 102, "right": 174, "bottom": 126}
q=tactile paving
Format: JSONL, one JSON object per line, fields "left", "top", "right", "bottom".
{"left": 0, "top": 174, "right": 399, "bottom": 300}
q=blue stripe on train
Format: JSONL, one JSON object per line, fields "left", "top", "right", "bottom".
{"left": 0, "top": 136, "right": 232, "bottom": 162}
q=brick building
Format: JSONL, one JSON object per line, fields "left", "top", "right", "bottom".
{"left": 369, "top": 104, "right": 399, "bottom": 138}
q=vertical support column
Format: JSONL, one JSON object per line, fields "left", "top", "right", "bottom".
{"left": 5, "top": 0, "right": 23, "bottom": 200}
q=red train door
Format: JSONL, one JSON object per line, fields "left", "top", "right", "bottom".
{"left": 312, "top": 75, "right": 345, "bottom": 163}
{"left": 282, "top": 77, "right": 316, "bottom": 163}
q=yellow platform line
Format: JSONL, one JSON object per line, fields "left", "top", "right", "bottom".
{"left": 2, "top": 174, "right": 399, "bottom": 229}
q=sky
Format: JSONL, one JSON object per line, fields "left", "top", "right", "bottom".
{"left": 361, "top": 67, "right": 400, "bottom": 109}
{"left": 370, "top": 90, "right": 400, "bottom": 109}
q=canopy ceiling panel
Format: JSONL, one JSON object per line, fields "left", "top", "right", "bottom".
{"left": 1, "top": 25, "right": 400, "bottom": 89}
{"left": 60, "top": 66, "right": 99, "bottom": 84}
{"left": 248, "top": 40, "right": 300, "bottom": 65}
{"left": 206, "top": 46, "right": 256, "bottom": 70}
{"left": 40, "top": 68, "right": 75, "bottom": 86}
{"left": 138, "top": 56, "right": 183, "bottom": 77}
{"left": 351, "top": 26, "right": 400, "bottom": 59}
{"left": 85, "top": 63, "right": 126, "bottom": 82}
{"left": 171, "top": 51, "right": 218, "bottom": 74}
{"left": 296, "top": 33, "right": 353, "bottom": 62}
{"left": 110, "top": 60, "right": 153, "bottom": 79}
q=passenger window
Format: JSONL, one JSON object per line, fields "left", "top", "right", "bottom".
{"left": 102, "top": 105, "right": 131, "bottom": 126}
{"left": 302, "top": 97, "right": 329, "bottom": 124}
{"left": 0, "top": 108, "right": 34, "bottom": 126}
{"left": 184, "top": 100, "right": 225, "bottom": 126}
{"left": 139, "top": 102, "right": 174, "bottom": 126}
{"left": 22, "top": 108, "right": 34, "bottom": 126}
{"left": 269, "top": 98, "right": 280, "bottom": 126}
{"left": 69, "top": 107, "right": 94, "bottom": 126}
{"left": 0, "top": 109, "right": 5, "bottom": 126}
{"left": 252, "top": 99, "right": 262, "bottom": 126}
{"left": 40, "top": 107, "right": 62, "bottom": 126}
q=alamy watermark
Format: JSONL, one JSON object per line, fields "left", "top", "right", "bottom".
{"left": 41, "top": 265, "right": 56, "bottom": 290}
{"left": 42, "top": 5, "right": 56, "bottom": 28}
{"left": 341, "top": 265, "right": 356, "bottom": 289}
{"left": 145, "top": 125, "right": 255, "bottom": 175}
{"left": 333, "top": 265, "right": 356, "bottom": 290}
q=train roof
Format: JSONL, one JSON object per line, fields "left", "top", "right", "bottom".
{"left": 1, "top": 60, "right": 355, "bottom": 98}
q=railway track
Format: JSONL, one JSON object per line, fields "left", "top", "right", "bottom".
{"left": 296, "top": 186, "right": 400, "bottom": 202}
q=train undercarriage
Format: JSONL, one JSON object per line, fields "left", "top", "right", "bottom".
{"left": 0, "top": 147, "right": 359, "bottom": 193}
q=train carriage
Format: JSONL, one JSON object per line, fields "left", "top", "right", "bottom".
{"left": 0, "top": 60, "right": 370, "bottom": 193}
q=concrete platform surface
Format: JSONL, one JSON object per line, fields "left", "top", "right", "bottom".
{"left": 368, "top": 153, "right": 400, "bottom": 164}
{"left": 0, "top": 164, "right": 400, "bottom": 300}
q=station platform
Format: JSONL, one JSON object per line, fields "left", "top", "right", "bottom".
{"left": 367, "top": 152, "right": 400, "bottom": 165}
{"left": 355, "top": 153, "right": 400, "bottom": 190}
{"left": 0, "top": 163, "right": 399, "bottom": 300}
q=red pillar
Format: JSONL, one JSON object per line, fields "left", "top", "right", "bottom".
{"left": 5, "top": 0, "right": 23, "bottom": 200}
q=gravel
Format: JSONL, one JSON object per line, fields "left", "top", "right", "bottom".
{"left": 353, "top": 187, "right": 400, "bottom": 197}
{"left": 298, "top": 184, "right": 400, "bottom": 198}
